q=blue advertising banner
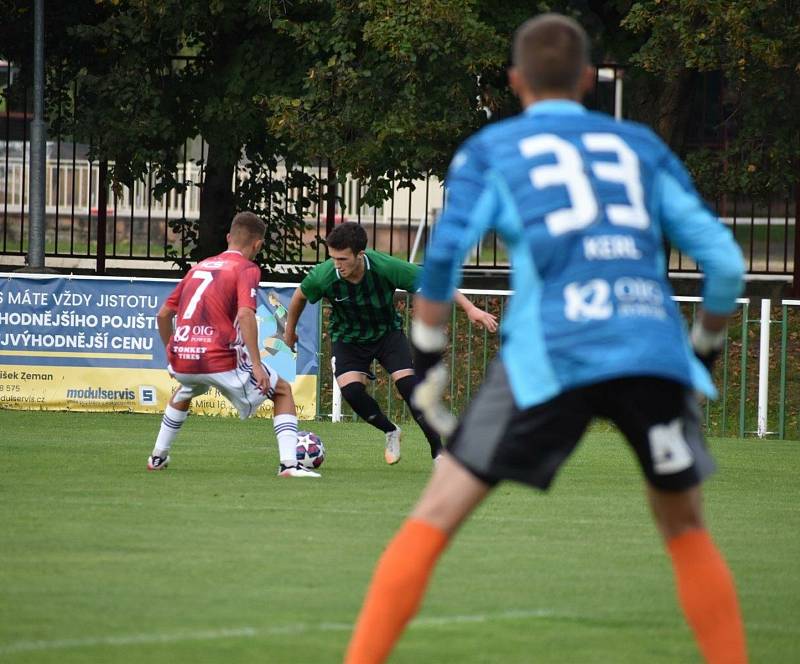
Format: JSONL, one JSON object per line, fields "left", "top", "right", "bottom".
{"left": 0, "top": 274, "right": 319, "bottom": 418}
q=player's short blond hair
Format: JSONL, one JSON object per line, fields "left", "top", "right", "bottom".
{"left": 230, "top": 211, "right": 266, "bottom": 242}
{"left": 513, "top": 13, "right": 590, "bottom": 94}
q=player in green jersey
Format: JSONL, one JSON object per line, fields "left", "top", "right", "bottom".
{"left": 285, "top": 222, "right": 497, "bottom": 464}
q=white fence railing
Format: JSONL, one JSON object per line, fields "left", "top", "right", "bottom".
{"left": 0, "top": 155, "right": 446, "bottom": 226}
{"left": 327, "top": 292, "right": 799, "bottom": 441}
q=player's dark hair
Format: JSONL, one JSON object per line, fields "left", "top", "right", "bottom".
{"left": 326, "top": 221, "right": 368, "bottom": 254}
{"left": 513, "top": 13, "right": 590, "bottom": 94}
{"left": 230, "top": 211, "right": 266, "bottom": 241}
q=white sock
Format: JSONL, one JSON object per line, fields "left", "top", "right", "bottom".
{"left": 274, "top": 413, "right": 298, "bottom": 466}
{"left": 152, "top": 405, "right": 188, "bottom": 456}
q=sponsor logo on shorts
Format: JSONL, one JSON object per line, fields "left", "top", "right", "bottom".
{"left": 649, "top": 418, "right": 694, "bottom": 474}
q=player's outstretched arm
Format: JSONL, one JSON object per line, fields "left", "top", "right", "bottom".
{"left": 453, "top": 290, "right": 497, "bottom": 332}
{"left": 283, "top": 288, "right": 307, "bottom": 351}
{"left": 238, "top": 307, "right": 269, "bottom": 393}
{"left": 657, "top": 165, "right": 744, "bottom": 314}
{"left": 156, "top": 304, "right": 176, "bottom": 350}
{"left": 656, "top": 166, "right": 744, "bottom": 371}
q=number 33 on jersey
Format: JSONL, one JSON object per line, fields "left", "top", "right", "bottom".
{"left": 420, "top": 102, "right": 742, "bottom": 407}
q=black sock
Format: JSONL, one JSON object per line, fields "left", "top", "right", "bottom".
{"left": 395, "top": 375, "right": 444, "bottom": 458}
{"left": 340, "top": 382, "right": 396, "bottom": 433}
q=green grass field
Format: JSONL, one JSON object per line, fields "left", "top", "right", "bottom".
{"left": 1, "top": 411, "right": 798, "bottom": 664}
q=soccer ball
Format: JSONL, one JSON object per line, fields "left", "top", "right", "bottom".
{"left": 296, "top": 431, "right": 325, "bottom": 469}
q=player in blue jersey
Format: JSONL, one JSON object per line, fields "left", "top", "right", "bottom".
{"left": 345, "top": 14, "right": 747, "bottom": 664}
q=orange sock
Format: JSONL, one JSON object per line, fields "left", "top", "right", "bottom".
{"left": 344, "top": 518, "right": 449, "bottom": 664}
{"left": 667, "top": 529, "right": 747, "bottom": 664}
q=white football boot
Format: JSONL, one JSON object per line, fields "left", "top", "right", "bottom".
{"left": 278, "top": 463, "right": 321, "bottom": 478}
{"left": 147, "top": 454, "right": 170, "bottom": 471}
{"left": 384, "top": 426, "right": 402, "bottom": 465}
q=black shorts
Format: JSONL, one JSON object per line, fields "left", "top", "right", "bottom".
{"left": 332, "top": 329, "right": 413, "bottom": 379}
{"left": 448, "top": 359, "right": 715, "bottom": 492}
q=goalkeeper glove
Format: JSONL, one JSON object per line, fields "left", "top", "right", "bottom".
{"left": 690, "top": 322, "right": 726, "bottom": 371}
{"left": 410, "top": 320, "right": 457, "bottom": 437}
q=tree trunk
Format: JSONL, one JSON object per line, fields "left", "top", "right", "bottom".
{"left": 625, "top": 70, "right": 696, "bottom": 154}
{"left": 653, "top": 71, "right": 696, "bottom": 153}
{"left": 197, "top": 140, "right": 236, "bottom": 260}
{"left": 325, "top": 159, "right": 337, "bottom": 238}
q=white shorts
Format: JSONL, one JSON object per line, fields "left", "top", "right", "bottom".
{"left": 172, "top": 358, "right": 279, "bottom": 420}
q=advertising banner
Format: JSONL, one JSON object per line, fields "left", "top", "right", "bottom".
{"left": 0, "top": 274, "right": 319, "bottom": 419}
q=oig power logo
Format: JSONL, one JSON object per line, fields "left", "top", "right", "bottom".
{"left": 174, "top": 324, "right": 214, "bottom": 342}
{"left": 614, "top": 277, "right": 663, "bottom": 305}
{"left": 174, "top": 325, "right": 191, "bottom": 342}
{"left": 564, "top": 277, "right": 665, "bottom": 322}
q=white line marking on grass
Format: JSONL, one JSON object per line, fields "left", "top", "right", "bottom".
{"left": 196, "top": 503, "right": 597, "bottom": 526}
{"left": 3, "top": 609, "right": 793, "bottom": 655}
{"left": 0, "top": 609, "right": 557, "bottom": 654}
{"left": 0, "top": 627, "right": 258, "bottom": 655}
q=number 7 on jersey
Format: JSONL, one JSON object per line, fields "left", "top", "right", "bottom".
{"left": 182, "top": 270, "right": 214, "bottom": 319}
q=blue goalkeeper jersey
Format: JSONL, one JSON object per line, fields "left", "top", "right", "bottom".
{"left": 419, "top": 100, "right": 744, "bottom": 408}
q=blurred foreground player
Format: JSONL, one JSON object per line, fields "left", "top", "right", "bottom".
{"left": 346, "top": 13, "right": 746, "bottom": 663}
{"left": 148, "top": 211, "right": 319, "bottom": 478}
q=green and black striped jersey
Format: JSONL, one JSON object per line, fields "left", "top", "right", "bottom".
{"left": 300, "top": 250, "right": 420, "bottom": 343}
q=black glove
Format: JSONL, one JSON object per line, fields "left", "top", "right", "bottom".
{"left": 410, "top": 321, "right": 456, "bottom": 436}
{"left": 693, "top": 347, "right": 721, "bottom": 372}
{"left": 412, "top": 345, "right": 444, "bottom": 382}
{"left": 690, "top": 322, "right": 726, "bottom": 372}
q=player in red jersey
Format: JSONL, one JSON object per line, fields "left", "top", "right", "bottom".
{"left": 147, "top": 211, "right": 319, "bottom": 478}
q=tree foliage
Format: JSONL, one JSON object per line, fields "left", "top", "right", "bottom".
{"left": 0, "top": 0, "right": 319, "bottom": 266}
{"left": 267, "top": 0, "right": 507, "bottom": 200}
{"left": 1, "top": 0, "right": 797, "bottom": 266}
{"left": 622, "top": 0, "right": 800, "bottom": 197}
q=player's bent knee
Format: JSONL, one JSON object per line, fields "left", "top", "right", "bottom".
{"left": 336, "top": 371, "right": 367, "bottom": 388}
{"left": 648, "top": 485, "right": 705, "bottom": 540}
{"left": 340, "top": 382, "right": 367, "bottom": 400}
{"left": 391, "top": 369, "right": 414, "bottom": 382}
{"left": 411, "top": 455, "right": 491, "bottom": 534}
{"left": 274, "top": 377, "right": 293, "bottom": 397}
{"left": 169, "top": 395, "right": 191, "bottom": 410}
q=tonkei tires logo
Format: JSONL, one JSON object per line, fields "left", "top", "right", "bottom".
{"left": 139, "top": 386, "right": 157, "bottom": 405}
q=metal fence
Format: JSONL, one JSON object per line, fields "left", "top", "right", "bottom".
{"left": 2, "top": 146, "right": 797, "bottom": 278}
{"left": 670, "top": 197, "right": 798, "bottom": 278}
{"left": 317, "top": 293, "right": 799, "bottom": 441}
{"left": 2, "top": 62, "right": 797, "bottom": 289}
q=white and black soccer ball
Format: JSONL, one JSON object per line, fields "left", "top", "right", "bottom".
{"left": 296, "top": 431, "right": 325, "bottom": 469}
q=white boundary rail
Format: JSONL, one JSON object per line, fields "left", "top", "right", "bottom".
{"left": 329, "top": 292, "right": 756, "bottom": 426}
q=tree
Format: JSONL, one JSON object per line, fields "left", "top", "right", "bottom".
{"left": 3, "top": 0, "right": 795, "bottom": 267}
{"left": 0, "top": 0, "right": 527, "bottom": 262}
{"left": 265, "top": 0, "right": 511, "bottom": 218}
{"left": 0, "top": 0, "right": 320, "bottom": 266}
{"left": 621, "top": 0, "right": 800, "bottom": 197}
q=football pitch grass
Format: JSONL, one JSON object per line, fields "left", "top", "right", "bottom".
{"left": 1, "top": 411, "right": 798, "bottom": 664}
